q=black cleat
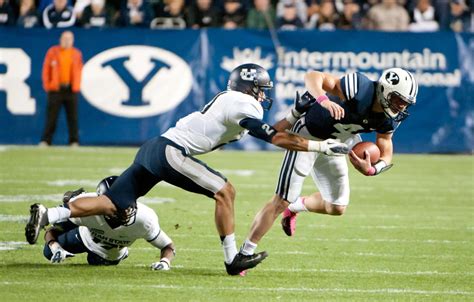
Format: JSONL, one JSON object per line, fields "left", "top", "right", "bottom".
{"left": 225, "top": 251, "right": 268, "bottom": 276}
{"left": 63, "top": 188, "right": 85, "bottom": 204}
{"left": 25, "top": 203, "right": 47, "bottom": 245}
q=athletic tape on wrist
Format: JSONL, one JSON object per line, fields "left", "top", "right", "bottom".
{"left": 307, "top": 140, "right": 321, "bottom": 152}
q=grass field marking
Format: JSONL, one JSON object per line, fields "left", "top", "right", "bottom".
{"left": 0, "top": 194, "right": 175, "bottom": 205}
{"left": 132, "top": 247, "right": 467, "bottom": 260}
{"left": 306, "top": 224, "right": 472, "bottom": 231}
{"left": 0, "top": 194, "right": 63, "bottom": 203}
{"left": 46, "top": 180, "right": 98, "bottom": 187}
{"left": 0, "top": 280, "right": 471, "bottom": 297}
{"left": 0, "top": 241, "right": 29, "bottom": 251}
{"left": 164, "top": 266, "right": 473, "bottom": 277}
{"left": 0, "top": 215, "right": 28, "bottom": 222}
{"left": 148, "top": 284, "right": 473, "bottom": 296}
{"left": 169, "top": 233, "right": 470, "bottom": 244}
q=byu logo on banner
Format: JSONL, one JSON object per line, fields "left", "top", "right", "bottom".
{"left": 82, "top": 46, "right": 192, "bottom": 118}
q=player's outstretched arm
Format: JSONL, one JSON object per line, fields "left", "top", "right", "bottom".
{"left": 44, "top": 227, "right": 75, "bottom": 263}
{"left": 149, "top": 230, "right": 175, "bottom": 271}
{"left": 239, "top": 118, "right": 349, "bottom": 155}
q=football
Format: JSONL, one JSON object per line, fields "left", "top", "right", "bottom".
{"left": 351, "top": 141, "right": 380, "bottom": 164}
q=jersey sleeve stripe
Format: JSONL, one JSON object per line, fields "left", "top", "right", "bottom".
{"left": 343, "top": 75, "right": 350, "bottom": 100}
{"left": 147, "top": 229, "right": 161, "bottom": 242}
{"left": 348, "top": 73, "right": 355, "bottom": 99}
{"left": 354, "top": 73, "right": 358, "bottom": 96}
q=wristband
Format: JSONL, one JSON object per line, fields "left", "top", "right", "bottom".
{"left": 316, "top": 95, "right": 329, "bottom": 104}
{"left": 366, "top": 166, "right": 376, "bottom": 176}
{"left": 285, "top": 109, "right": 300, "bottom": 125}
{"left": 307, "top": 140, "right": 321, "bottom": 152}
{"left": 374, "top": 160, "right": 387, "bottom": 174}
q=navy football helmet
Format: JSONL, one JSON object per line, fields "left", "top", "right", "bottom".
{"left": 227, "top": 63, "right": 274, "bottom": 110}
{"left": 96, "top": 176, "right": 137, "bottom": 227}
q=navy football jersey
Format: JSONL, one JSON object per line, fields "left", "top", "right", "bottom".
{"left": 304, "top": 72, "right": 399, "bottom": 142}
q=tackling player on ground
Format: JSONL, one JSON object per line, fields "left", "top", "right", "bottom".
{"left": 26, "top": 63, "right": 349, "bottom": 275}
{"left": 43, "top": 176, "right": 175, "bottom": 270}
{"left": 238, "top": 68, "right": 419, "bottom": 259}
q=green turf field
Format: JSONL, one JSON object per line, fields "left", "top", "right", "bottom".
{"left": 0, "top": 146, "right": 472, "bottom": 301}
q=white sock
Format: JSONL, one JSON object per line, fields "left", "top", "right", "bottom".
{"left": 221, "top": 234, "right": 238, "bottom": 264}
{"left": 47, "top": 206, "right": 71, "bottom": 225}
{"left": 240, "top": 239, "right": 257, "bottom": 256}
{"left": 288, "top": 197, "right": 308, "bottom": 213}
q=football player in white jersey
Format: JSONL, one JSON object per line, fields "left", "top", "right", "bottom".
{"left": 43, "top": 176, "right": 175, "bottom": 270}
{"left": 26, "top": 63, "right": 349, "bottom": 275}
{"left": 238, "top": 68, "right": 419, "bottom": 261}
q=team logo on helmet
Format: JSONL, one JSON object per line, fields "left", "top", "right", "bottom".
{"left": 385, "top": 72, "right": 400, "bottom": 85}
{"left": 240, "top": 68, "right": 257, "bottom": 81}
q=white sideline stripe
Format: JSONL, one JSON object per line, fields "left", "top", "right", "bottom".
{"left": 135, "top": 247, "right": 466, "bottom": 260}
{"left": 139, "top": 197, "right": 175, "bottom": 204}
{"left": 46, "top": 180, "right": 98, "bottom": 187}
{"left": 219, "top": 169, "right": 255, "bottom": 177}
{"left": 0, "top": 215, "right": 28, "bottom": 222}
{"left": 0, "top": 241, "right": 29, "bottom": 251}
{"left": 0, "top": 194, "right": 175, "bottom": 204}
{"left": 149, "top": 284, "right": 473, "bottom": 296}
{"left": 170, "top": 234, "right": 470, "bottom": 244}
{"left": 306, "top": 224, "right": 472, "bottom": 231}
{"left": 1, "top": 281, "right": 471, "bottom": 296}
{"left": 0, "top": 194, "right": 63, "bottom": 203}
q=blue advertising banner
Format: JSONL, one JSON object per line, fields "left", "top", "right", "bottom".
{"left": 0, "top": 28, "right": 472, "bottom": 153}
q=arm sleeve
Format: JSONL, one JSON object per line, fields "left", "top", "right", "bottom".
{"left": 239, "top": 118, "right": 277, "bottom": 143}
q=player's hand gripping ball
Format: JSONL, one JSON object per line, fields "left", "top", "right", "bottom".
{"left": 351, "top": 141, "right": 380, "bottom": 164}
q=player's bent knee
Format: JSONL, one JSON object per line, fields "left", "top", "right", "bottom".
{"left": 215, "top": 182, "right": 236, "bottom": 204}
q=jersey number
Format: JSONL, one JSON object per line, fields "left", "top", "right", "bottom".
{"left": 262, "top": 124, "right": 275, "bottom": 135}
{"left": 331, "top": 123, "right": 364, "bottom": 141}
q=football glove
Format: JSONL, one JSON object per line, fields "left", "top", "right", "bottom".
{"left": 151, "top": 258, "right": 170, "bottom": 271}
{"left": 49, "top": 242, "right": 75, "bottom": 264}
{"left": 294, "top": 91, "right": 316, "bottom": 116}
{"left": 309, "top": 139, "right": 350, "bottom": 156}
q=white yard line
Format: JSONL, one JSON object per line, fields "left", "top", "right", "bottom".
{"left": 149, "top": 284, "right": 473, "bottom": 296}
{"left": 0, "top": 241, "right": 29, "bottom": 251}
{"left": 169, "top": 233, "right": 470, "bottom": 244}
{"left": 1, "top": 281, "right": 471, "bottom": 296}
{"left": 0, "top": 215, "right": 28, "bottom": 222}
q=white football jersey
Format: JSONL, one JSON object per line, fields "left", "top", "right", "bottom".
{"left": 69, "top": 194, "right": 160, "bottom": 261}
{"left": 162, "top": 90, "right": 263, "bottom": 155}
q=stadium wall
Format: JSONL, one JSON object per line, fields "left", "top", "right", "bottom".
{"left": 0, "top": 28, "right": 472, "bottom": 153}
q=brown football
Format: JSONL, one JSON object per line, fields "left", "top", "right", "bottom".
{"left": 351, "top": 141, "right": 380, "bottom": 164}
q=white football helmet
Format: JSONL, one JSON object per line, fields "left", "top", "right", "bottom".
{"left": 376, "top": 68, "right": 418, "bottom": 122}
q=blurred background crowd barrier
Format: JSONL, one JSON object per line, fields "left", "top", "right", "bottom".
{"left": 0, "top": 28, "right": 473, "bottom": 153}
